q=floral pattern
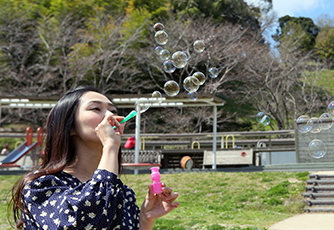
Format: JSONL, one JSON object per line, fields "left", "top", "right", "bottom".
{"left": 22, "top": 169, "right": 140, "bottom": 229}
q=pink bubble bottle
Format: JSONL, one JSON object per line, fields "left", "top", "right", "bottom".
{"left": 151, "top": 167, "right": 163, "bottom": 194}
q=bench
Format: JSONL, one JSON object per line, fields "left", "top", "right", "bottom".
{"left": 121, "top": 150, "right": 162, "bottom": 170}
{"left": 203, "top": 149, "right": 254, "bottom": 166}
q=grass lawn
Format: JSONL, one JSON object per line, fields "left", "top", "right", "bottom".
{"left": 0, "top": 171, "right": 308, "bottom": 230}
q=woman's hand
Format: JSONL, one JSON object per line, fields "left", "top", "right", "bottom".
{"left": 139, "top": 183, "right": 179, "bottom": 229}
{"left": 95, "top": 112, "right": 125, "bottom": 148}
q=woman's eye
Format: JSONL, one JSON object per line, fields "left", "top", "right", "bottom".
{"left": 91, "top": 107, "right": 101, "bottom": 111}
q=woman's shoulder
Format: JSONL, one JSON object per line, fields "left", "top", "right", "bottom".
{"left": 25, "top": 170, "right": 81, "bottom": 190}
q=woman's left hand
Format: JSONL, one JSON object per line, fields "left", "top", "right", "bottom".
{"left": 139, "top": 183, "right": 179, "bottom": 227}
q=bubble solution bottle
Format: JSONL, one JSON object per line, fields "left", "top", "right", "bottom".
{"left": 151, "top": 167, "right": 163, "bottom": 194}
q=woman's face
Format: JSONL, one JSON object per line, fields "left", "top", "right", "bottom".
{"left": 71, "top": 91, "right": 118, "bottom": 145}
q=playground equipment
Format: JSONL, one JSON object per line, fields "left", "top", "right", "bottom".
{"left": 0, "top": 127, "right": 43, "bottom": 168}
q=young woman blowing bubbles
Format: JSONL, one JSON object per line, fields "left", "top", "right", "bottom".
{"left": 11, "top": 86, "right": 179, "bottom": 229}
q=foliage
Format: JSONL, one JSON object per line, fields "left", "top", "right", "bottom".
{"left": 1, "top": 171, "right": 307, "bottom": 230}
{"left": 315, "top": 26, "right": 334, "bottom": 62}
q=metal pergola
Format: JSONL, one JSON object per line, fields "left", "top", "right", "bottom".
{"left": 0, "top": 93, "right": 225, "bottom": 173}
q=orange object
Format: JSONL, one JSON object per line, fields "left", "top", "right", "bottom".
{"left": 37, "top": 127, "right": 44, "bottom": 147}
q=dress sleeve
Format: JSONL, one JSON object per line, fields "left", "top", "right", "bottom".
{"left": 22, "top": 169, "right": 140, "bottom": 230}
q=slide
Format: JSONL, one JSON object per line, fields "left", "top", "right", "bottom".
{"left": 0, "top": 141, "right": 38, "bottom": 166}
{"left": 0, "top": 126, "right": 43, "bottom": 167}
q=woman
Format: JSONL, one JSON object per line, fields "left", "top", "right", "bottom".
{"left": 11, "top": 86, "right": 179, "bottom": 229}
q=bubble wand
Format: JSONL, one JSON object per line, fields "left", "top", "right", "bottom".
{"left": 112, "top": 110, "right": 137, "bottom": 129}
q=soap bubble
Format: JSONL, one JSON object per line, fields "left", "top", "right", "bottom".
{"left": 192, "top": 72, "right": 206, "bottom": 85}
{"left": 296, "top": 115, "right": 312, "bottom": 133}
{"left": 182, "top": 51, "right": 190, "bottom": 61}
{"left": 163, "top": 80, "right": 180, "bottom": 97}
{"left": 155, "top": 46, "right": 163, "bottom": 55}
{"left": 163, "top": 60, "right": 176, "bottom": 73}
{"left": 183, "top": 76, "right": 200, "bottom": 92}
{"left": 159, "top": 49, "right": 170, "bottom": 60}
{"left": 308, "top": 117, "right": 322, "bottom": 133}
{"left": 153, "top": 22, "right": 164, "bottom": 32}
{"left": 172, "top": 51, "right": 188, "bottom": 69}
{"left": 208, "top": 67, "right": 218, "bottom": 78}
{"left": 193, "top": 40, "right": 205, "bottom": 53}
{"left": 319, "top": 113, "right": 333, "bottom": 130}
{"left": 155, "top": 31, "right": 168, "bottom": 45}
{"left": 135, "top": 98, "right": 150, "bottom": 113}
{"left": 151, "top": 91, "right": 163, "bottom": 103}
{"left": 256, "top": 112, "right": 270, "bottom": 126}
{"left": 308, "top": 139, "right": 327, "bottom": 159}
{"left": 188, "top": 92, "right": 197, "bottom": 101}
{"left": 328, "top": 101, "right": 334, "bottom": 116}
{"left": 152, "top": 91, "right": 162, "bottom": 98}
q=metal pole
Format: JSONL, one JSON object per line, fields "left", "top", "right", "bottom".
{"left": 213, "top": 105, "right": 217, "bottom": 169}
{"left": 134, "top": 105, "right": 141, "bottom": 175}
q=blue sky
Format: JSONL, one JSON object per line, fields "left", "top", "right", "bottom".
{"left": 246, "top": 0, "right": 334, "bottom": 22}
{"left": 245, "top": 0, "right": 334, "bottom": 46}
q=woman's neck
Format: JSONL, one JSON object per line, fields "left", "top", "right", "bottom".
{"left": 64, "top": 144, "right": 102, "bottom": 182}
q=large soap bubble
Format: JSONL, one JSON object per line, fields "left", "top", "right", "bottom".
{"left": 155, "top": 31, "right": 168, "bottom": 45}
{"left": 193, "top": 40, "right": 205, "bottom": 53}
{"left": 296, "top": 115, "right": 312, "bottom": 133}
{"left": 319, "top": 113, "right": 333, "bottom": 130}
{"left": 183, "top": 76, "right": 200, "bottom": 92}
{"left": 192, "top": 72, "right": 206, "bottom": 85}
{"left": 163, "top": 80, "right": 180, "bottom": 97}
{"left": 163, "top": 60, "right": 176, "bottom": 73}
{"left": 172, "top": 51, "right": 188, "bottom": 69}
{"left": 154, "top": 46, "right": 163, "bottom": 55}
{"left": 308, "top": 139, "right": 327, "bottom": 159}
{"left": 135, "top": 98, "right": 150, "bottom": 113}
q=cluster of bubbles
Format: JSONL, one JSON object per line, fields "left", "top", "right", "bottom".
{"left": 295, "top": 101, "right": 334, "bottom": 159}
{"left": 152, "top": 22, "right": 219, "bottom": 101}
{"left": 256, "top": 112, "right": 270, "bottom": 126}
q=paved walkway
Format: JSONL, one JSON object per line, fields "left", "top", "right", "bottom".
{"left": 268, "top": 213, "right": 334, "bottom": 230}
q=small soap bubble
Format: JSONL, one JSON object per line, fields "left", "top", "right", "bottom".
{"left": 256, "top": 112, "right": 270, "bottom": 126}
{"left": 296, "top": 115, "right": 312, "bottom": 133}
{"left": 308, "top": 117, "right": 322, "bottom": 133}
{"left": 159, "top": 49, "right": 170, "bottom": 60}
{"left": 163, "top": 60, "right": 176, "bottom": 73}
{"left": 172, "top": 51, "right": 188, "bottom": 69}
{"left": 135, "top": 98, "right": 150, "bottom": 113}
{"left": 188, "top": 92, "right": 197, "bottom": 101}
{"left": 308, "top": 139, "right": 327, "bottom": 159}
{"left": 319, "top": 113, "right": 333, "bottom": 130}
{"left": 155, "top": 46, "right": 163, "bottom": 55}
{"left": 152, "top": 91, "right": 162, "bottom": 98}
{"left": 193, "top": 40, "right": 205, "bottom": 53}
{"left": 328, "top": 101, "right": 334, "bottom": 116}
{"left": 155, "top": 30, "right": 168, "bottom": 45}
{"left": 163, "top": 80, "right": 180, "bottom": 97}
{"left": 192, "top": 72, "right": 206, "bottom": 85}
{"left": 153, "top": 22, "right": 164, "bottom": 32}
{"left": 208, "top": 67, "right": 218, "bottom": 78}
{"left": 183, "top": 76, "right": 200, "bottom": 92}
{"left": 151, "top": 91, "right": 163, "bottom": 103}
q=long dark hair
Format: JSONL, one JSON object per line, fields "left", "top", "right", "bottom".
{"left": 10, "top": 86, "right": 122, "bottom": 228}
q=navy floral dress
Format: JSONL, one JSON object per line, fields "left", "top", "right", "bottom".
{"left": 22, "top": 169, "right": 140, "bottom": 230}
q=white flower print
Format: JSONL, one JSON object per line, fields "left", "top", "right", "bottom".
{"left": 46, "top": 190, "right": 52, "bottom": 197}
{"left": 42, "top": 224, "right": 48, "bottom": 230}
{"left": 84, "top": 223, "right": 93, "bottom": 230}
{"left": 85, "top": 200, "right": 91, "bottom": 206}
{"left": 88, "top": 212, "right": 96, "bottom": 219}
{"left": 40, "top": 211, "right": 47, "bottom": 217}
{"left": 68, "top": 215, "right": 75, "bottom": 222}
{"left": 53, "top": 218, "right": 60, "bottom": 226}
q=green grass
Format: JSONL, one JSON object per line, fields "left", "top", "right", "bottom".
{"left": 1, "top": 171, "right": 309, "bottom": 230}
{"left": 315, "top": 69, "right": 334, "bottom": 96}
